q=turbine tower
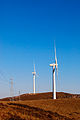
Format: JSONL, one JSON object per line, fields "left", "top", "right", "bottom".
{"left": 50, "top": 43, "right": 58, "bottom": 99}
{"left": 32, "top": 64, "right": 36, "bottom": 94}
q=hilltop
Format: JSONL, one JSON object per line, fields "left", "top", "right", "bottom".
{"left": 0, "top": 92, "right": 80, "bottom": 101}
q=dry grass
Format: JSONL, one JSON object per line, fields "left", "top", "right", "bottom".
{"left": 20, "top": 98, "right": 80, "bottom": 119}
{"left": 0, "top": 92, "right": 80, "bottom": 120}
{"left": 0, "top": 98, "right": 80, "bottom": 120}
{"left": 1, "top": 92, "right": 80, "bottom": 101}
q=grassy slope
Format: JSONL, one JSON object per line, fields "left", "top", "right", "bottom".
{"left": 21, "top": 98, "right": 80, "bottom": 119}
{"left": 0, "top": 92, "right": 80, "bottom": 120}
{"left": 0, "top": 98, "right": 80, "bottom": 120}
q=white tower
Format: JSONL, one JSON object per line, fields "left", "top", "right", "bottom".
{"left": 32, "top": 64, "right": 36, "bottom": 94}
{"left": 50, "top": 44, "right": 58, "bottom": 99}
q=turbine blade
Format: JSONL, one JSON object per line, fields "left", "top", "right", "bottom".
{"left": 34, "top": 64, "right": 35, "bottom": 72}
{"left": 54, "top": 40, "right": 57, "bottom": 62}
{"left": 55, "top": 47, "right": 56, "bottom": 61}
{"left": 56, "top": 67, "right": 58, "bottom": 80}
{"left": 54, "top": 40, "right": 58, "bottom": 69}
{"left": 36, "top": 74, "right": 39, "bottom": 78}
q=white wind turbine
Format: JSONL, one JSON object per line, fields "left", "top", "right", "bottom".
{"left": 32, "top": 64, "right": 37, "bottom": 94}
{"left": 50, "top": 43, "right": 58, "bottom": 99}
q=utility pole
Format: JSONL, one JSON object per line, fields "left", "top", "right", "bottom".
{"left": 10, "top": 78, "right": 14, "bottom": 101}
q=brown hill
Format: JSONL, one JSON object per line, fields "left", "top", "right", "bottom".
{"left": 0, "top": 92, "right": 80, "bottom": 101}
{"left": 0, "top": 98, "right": 80, "bottom": 120}
{"left": 0, "top": 92, "right": 80, "bottom": 120}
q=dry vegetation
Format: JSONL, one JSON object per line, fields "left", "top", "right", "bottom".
{"left": 1, "top": 92, "right": 80, "bottom": 101}
{"left": 0, "top": 92, "right": 80, "bottom": 120}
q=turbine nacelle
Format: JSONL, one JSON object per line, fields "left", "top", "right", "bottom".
{"left": 50, "top": 63, "right": 58, "bottom": 69}
{"left": 32, "top": 72, "right": 36, "bottom": 75}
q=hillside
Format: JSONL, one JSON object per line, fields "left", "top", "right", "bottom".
{"left": 0, "top": 92, "right": 80, "bottom": 101}
{"left": 0, "top": 98, "right": 80, "bottom": 120}
{"left": 0, "top": 92, "right": 80, "bottom": 120}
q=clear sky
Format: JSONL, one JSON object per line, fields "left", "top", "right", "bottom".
{"left": 0, "top": 0, "right": 80, "bottom": 98}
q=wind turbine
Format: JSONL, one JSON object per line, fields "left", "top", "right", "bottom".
{"left": 32, "top": 64, "right": 36, "bottom": 94}
{"left": 50, "top": 43, "right": 58, "bottom": 99}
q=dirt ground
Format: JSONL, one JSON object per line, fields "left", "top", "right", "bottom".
{"left": 0, "top": 98, "right": 80, "bottom": 120}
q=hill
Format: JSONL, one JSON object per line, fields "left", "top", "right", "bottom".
{"left": 0, "top": 98, "right": 80, "bottom": 120}
{"left": 0, "top": 92, "right": 80, "bottom": 120}
{"left": 0, "top": 92, "right": 80, "bottom": 101}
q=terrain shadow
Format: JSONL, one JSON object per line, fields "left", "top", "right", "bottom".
{"left": 8, "top": 103, "right": 74, "bottom": 120}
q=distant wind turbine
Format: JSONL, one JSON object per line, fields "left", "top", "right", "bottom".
{"left": 50, "top": 42, "right": 58, "bottom": 99}
{"left": 32, "top": 64, "right": 38, "bottom": 94}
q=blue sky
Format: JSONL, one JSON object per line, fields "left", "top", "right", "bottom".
{"left": 0, "top": 0, "right": 80, "bottom": 98}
